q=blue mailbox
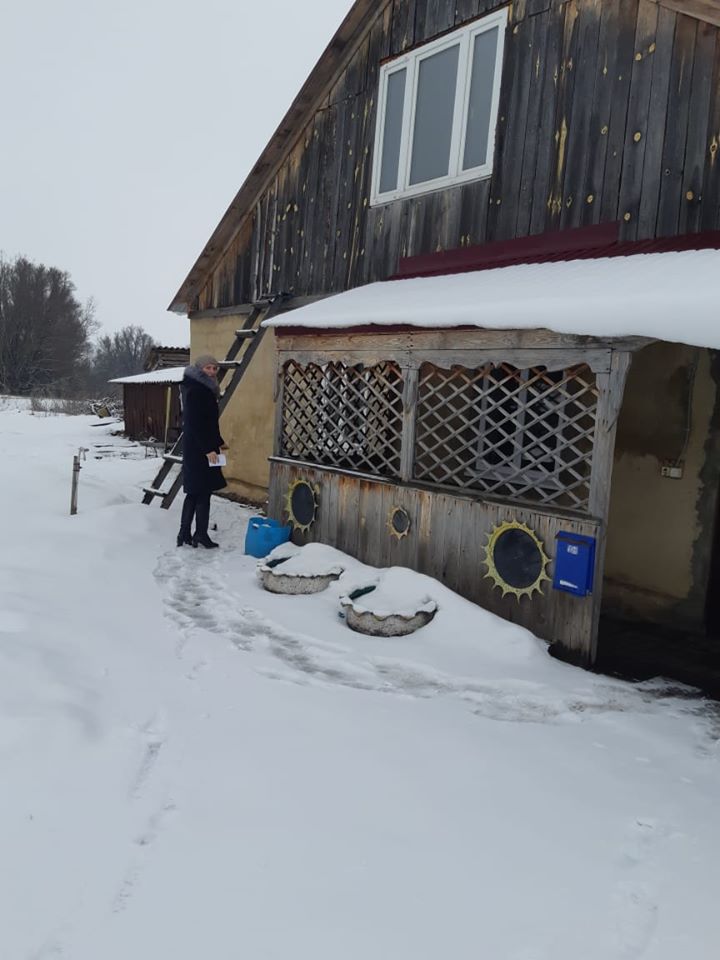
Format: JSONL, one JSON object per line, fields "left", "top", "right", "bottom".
{"left": 553, "top": 532, "right": 596, "bottom": 597}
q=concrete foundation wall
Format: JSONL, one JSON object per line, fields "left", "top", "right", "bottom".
{"left": 604, "top": 344, "right": 720, "bottom": 627}
{"left": 190, "top": 316, "right": 275, "bottom": 505}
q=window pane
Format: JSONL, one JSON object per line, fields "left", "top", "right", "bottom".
{"left": 379, "top": 69, "right": 406, "bottom": 193}
{"left": 462, "top": 28, "right": 498, "bottom": 171}
{"left": 409, "top": 44, "right": 460, "bottom": 185}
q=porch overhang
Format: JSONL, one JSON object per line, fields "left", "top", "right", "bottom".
{"left": 265, "top": 249, "right": 720, "bottom": 350}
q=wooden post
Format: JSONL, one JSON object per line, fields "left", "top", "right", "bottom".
{"left": 70, "top": 454, "right": 81, "bottom": 516}
{"left": 587, "top": 350, "right": 632, "bottom": 663}
{"left": 400, "top": 366, "right": 419, "bottom": 482}
{"left": 273, "top": 361, "right": 286, "bottom": 457}
{"left": 163, "top": 385, "right": 172, "bottom": 451}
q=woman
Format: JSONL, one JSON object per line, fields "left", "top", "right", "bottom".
{"left": 177, "top": 354, "right": 227, "bottom": 549}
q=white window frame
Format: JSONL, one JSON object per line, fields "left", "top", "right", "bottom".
{"left": 370, "top": 8, "right": 508, "bottom": 206}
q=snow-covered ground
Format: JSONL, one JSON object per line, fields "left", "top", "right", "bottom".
{"left": 1, "top": 406, "right": 718, "bottom": 960}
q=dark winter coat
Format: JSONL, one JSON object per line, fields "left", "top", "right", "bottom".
{"left": 180, "top": 367, "right": 227, "bottom": 496}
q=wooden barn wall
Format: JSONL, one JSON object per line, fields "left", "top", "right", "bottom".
{"left": 197, "top": 0, "right": 720, "bottom": 311}
{"left": 268, "top": 459, "right": 601, "bottom": 662}
{"left": 122, "top": 384, "right": 182, "bottom": 444}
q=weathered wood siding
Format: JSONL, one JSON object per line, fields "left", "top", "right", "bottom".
{"left": 268, "top": 458, "right": 601, "bottom": 660}
{"left": 122, "top": 383, "right": 182, "bottom": 445}
{"left": 196, "top": 0, "right": 720, "bottom": 310}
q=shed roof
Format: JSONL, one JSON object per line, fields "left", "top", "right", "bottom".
{"left": 265, "top": 249, "right": 720, "bottom": 350}
{"left": 110, "top": 366, "right": 186, "bottom": 385}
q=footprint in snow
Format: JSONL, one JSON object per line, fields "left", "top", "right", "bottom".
{"left": 610, "top": 819, "right": 664, "bottom": 959}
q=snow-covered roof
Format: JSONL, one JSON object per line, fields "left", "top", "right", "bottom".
{"left": 110, "top": 366, "right": 186, "bottom": 385}
{"left": 265, "top": 250, "right": 720, "bottom": 349}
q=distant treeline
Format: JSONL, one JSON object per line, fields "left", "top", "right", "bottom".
{"left": 0, "top": 254, "right": 155, "bottom": 397}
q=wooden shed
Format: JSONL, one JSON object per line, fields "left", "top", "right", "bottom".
{"left": 110, "top": 367, "right": 185, "bottom": 447}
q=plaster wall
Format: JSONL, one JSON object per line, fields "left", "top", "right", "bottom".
{"left": 604, "top": 344, "right": 720, "bottom": 626}
{"left": 191, "top": 316, "right": 275, "bottom": 504}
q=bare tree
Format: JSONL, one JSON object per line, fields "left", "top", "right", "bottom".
{"left": 89, "top": 325, "right": 156, "bottom": 392}
{"left": 0, "top": 255, "right": 96, "bottom": 395}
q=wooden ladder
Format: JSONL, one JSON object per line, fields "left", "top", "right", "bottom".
{"left": 142, "top": 294, "right": 289, "bottom": 509}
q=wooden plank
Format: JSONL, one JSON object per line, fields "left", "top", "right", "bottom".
{"left": 599, "top": 0, "right": 641, "bottom": 227}
{"left": 319, "top": 103, "right": 345, "bottom": 293}
{"left": 636, "top": 5, "right": 678, "bottom": 238}
{"left": 544, "top": 0, "right": 582, "bottom": 230}
{"left": 396, "top": 485, "right": 422, "bottom": 572}
{"left": 319, "top": 467, "right": 340, "bottom": 547}
{"left": 457, "top": 177, "right": 492, "bottom": 247}
{"left": 455, "top": 496, "right": 482, "bottom": 602}
{"left": 580, "top": 0, "right": 623, "bottom": 226}
{"left": 656, "top": 13, "right": 698, "bottom": 235}
{"left": 414, "top": 488, "right": 436, "bottom": 579}
{"left": 332, "top": 95, "right": 364, "bottom": 289}
{"left": 347, "top": 89, "right": 376, "bottom": 286}
{"left": 391, "top": 0, "right": 417, "bottom": 55}
{"left": 529, "top": 0, "right": 566, "bottom": 233}
{"left": 400, "top": 367, "right": 419, "bottom": 480}
{"left": 701, "top": 31, "right": 720, "bottom": 229}
{"left": 648, "top": 0, "right": 720, "bottom": 29}
{"left": 516, "top": 10, "right": 550, "bottom": 235}
{"left": 337, "top": 474, "right": 361, "bottom": 558}
{"left": 490, "top": 12, "right": 534, "bottom": 239}
{"left": 679, "top": 21, "right": 718, "bottom": 233}
{"left": 455, "top": 0, "right": 482, "bottom": 27}
{"left": 615, "top": 0, "right": 661, "bottom": 236}
{"left": 276, "top": 329, "right": 649, "bottom": 354}
{"left": 559, "top": 0, "right": 605, "bottom": 230}
{"left": 375, "top": 482, "right": 395, "bottom": 568}
{"left": 298, "top": 111, "right": 326, "bottom": 295}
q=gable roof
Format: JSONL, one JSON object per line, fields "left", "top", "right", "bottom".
{"left": 169, "top": 0, "right": 720, "bottom": 315}
{"left": 169, "top": 0, "right": 386, "bottom": 315}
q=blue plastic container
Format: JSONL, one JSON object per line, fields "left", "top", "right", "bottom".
{"left": 244, "top": 517, "right": 292, "bottom": 558}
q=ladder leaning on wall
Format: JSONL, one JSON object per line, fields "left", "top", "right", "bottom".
{"left": 141, "top": 292, "right": 290, "bottom": 510}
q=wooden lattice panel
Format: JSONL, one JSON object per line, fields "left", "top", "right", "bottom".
{"left": 281, "top": 360, "right": 404, "bottom": 478}
{"left": 414, "top": 362, "right": 599, "bottom": 510}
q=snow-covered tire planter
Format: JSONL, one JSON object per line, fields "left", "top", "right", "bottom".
{"left": 260, "top": 568, "right": 341, "bottom": 595}
{"left": 340, "top": 585, "right": 437, "bottom": 637}
{"left": 258, "top": 553, "right": 343, "bottom": 595}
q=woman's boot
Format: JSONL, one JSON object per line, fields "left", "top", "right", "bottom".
{"left": 177, "top": 495, "right": 197, "bottom": 547}
{"left": 192, "top": 495, "right": 219, "bottom": 549}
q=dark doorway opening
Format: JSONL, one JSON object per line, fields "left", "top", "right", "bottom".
{"left": 596, "top": 614, "right": 720, "bottom": 700}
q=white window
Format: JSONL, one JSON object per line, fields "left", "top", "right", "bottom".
{"left": 371, "top": 9, "right": 507, "bottom": 205}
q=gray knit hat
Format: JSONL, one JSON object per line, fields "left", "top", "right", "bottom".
{"left": 193, "top": 354, "right": 220, "bottom": 369}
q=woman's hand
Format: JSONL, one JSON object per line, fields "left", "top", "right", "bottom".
{"left": 207, "top": 451, "right": 219, "bottom": 465}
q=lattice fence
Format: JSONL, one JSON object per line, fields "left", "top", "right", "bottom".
{"left": 414, "top": 362, "right": 598, "bottom": 510}
{"left": 281, "top": 360, "right": 404, "bottom": 478}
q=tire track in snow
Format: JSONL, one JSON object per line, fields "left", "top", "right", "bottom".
{"left": 112, "top": 712, "right": 177, "bottom": 914}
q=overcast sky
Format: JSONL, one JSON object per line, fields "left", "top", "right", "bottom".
{"left": 1, "top": 0, "right": 350, "bottom": 346}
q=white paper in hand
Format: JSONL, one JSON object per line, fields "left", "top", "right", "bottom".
{"left": 209, "top": 454, "right": 227, "bottom": 467}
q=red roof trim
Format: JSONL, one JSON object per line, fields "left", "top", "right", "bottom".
{"left": 394, "top": 223, "right": 720, "bottom": 280}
